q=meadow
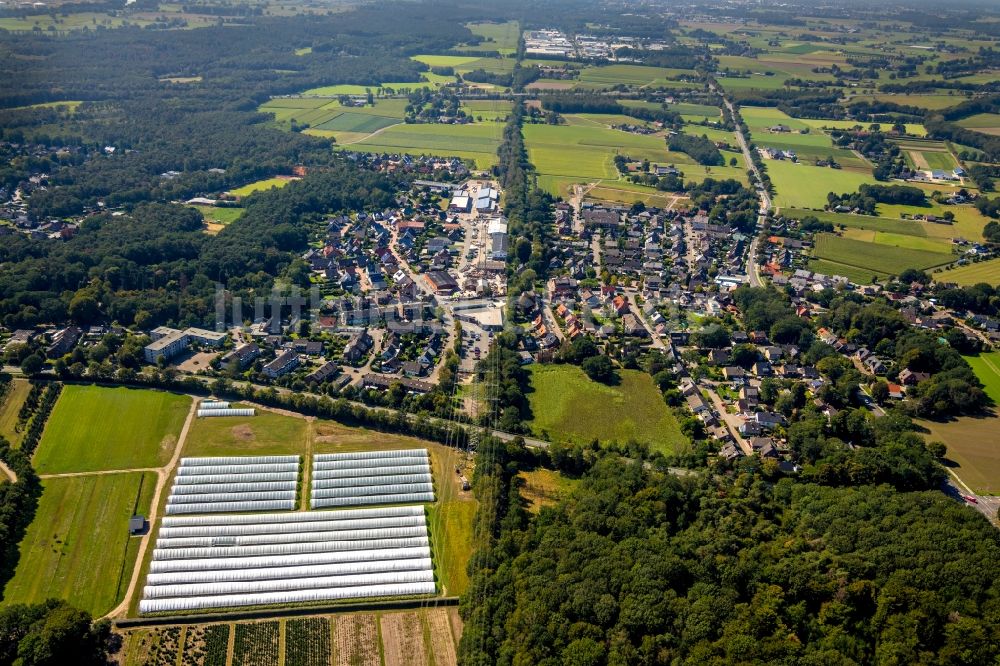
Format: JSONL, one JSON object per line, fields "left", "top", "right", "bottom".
{"left": 517, "top": 468, "right": 579, "bottom": 513}
{"left": 229, "top": 177, "right": 295, "bottom": 198}
{"left": 350, "top": 123, "right": 504, "bottom": 169}
{"left": 0, "top": 378, "right": 31, "bottom": 446}
{"left": 575, "top": 64, "right": 697, "bottom": 89}
{"left": 182, "top": 404, "right": 309, "bottom": 457}
{"left": 850, "top": 93, "right": 967, "bottom": 111}
{"left": 840, "top": 228, "right": 953, "bottom": 254}
{"left": 957, "top": 113, "right": 1000, "bottom": 136}
{"left": 3, "top": 472, "right": 156, "bottom": 616}
{"left": 191, "top": 204, "right": 243, "bottom": 234}
{"left": 934, "top": 259, "right": 1000, "bottom": 286}
{"left": 767, "top": 160, "right": 876, "bottom": 209}
{"left": 525, "top": 365, "right": 689, "bottom": 454}
{"left": 811, "top": 233, "right": 954, "bottom": 279}
{"left": 32, "top": 385, "right": 191, "bottom": 473}
{"left": 463, "top": 20, "right": 519, "bottom": 54}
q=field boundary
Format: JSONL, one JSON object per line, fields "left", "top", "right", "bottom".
{"left": 114, "top": 596, "right": 460, "bottom": 628}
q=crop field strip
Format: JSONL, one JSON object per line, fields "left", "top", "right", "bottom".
{"left": 310, "top": 448, "right": 434, "bottom": 509}
{"left": 166, "top": 455, "right": 300, "bottom": 515}
{"left": 139, "top": 504, "right": 436, "bottom": 613}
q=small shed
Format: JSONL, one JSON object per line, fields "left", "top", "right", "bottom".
{"left": 129, "top": 515, "right": 147, "bottom": 536}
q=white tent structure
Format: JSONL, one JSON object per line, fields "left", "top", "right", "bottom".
{"left": 165, "top": 456, "right": 300, "bottom": 516}
{"left": 139, "top": 506, "right": 435, "bottom": 613}
{"left": 309, "top": 449, "right": 435, "bottom": 509}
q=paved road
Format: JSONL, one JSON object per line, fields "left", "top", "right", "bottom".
{"left": 720, "top": 90, "right": 770, "bottom": 287}
{"left": 625, "top": 291, "right": 666, "bottom": 350}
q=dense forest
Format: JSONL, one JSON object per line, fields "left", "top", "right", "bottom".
{"left": 459, "top": 455, "right": 1000, "bottom": 665}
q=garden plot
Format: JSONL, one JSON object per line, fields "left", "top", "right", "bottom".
{"left": 138, "top": 505, "right": 435, "bottom": 613}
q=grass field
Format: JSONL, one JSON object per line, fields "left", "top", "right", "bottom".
{"left": 517, "top": 468, "right": 578, "bottom": 514}
{"left": 919, "top": 410, "right": 1000, "bottom": 495}
{"left": 576, "top": 64, "right": 696, "bottom": 89}
{"left": 3, "top": 472, "right": 156, "bottom": 615}
{"left": 350, "top": 123, "right": 503, "bottom": 169}
{"left": 526, "top": 365, "right": 689, "bottom": 453}
{"left": 182, "top": 405, "right": 309, "bottom": 457}
{"left": 0, "top": 378, "right": 31, "bottom": 447}
{"left": 33, "top": 385, "right": 191, "bottom": 474}
{"left": 768, "top": 160, "right": 876, "bottom": 209}
{"left": 411, "top": 54, "right": 481, "bottom": 68}
{"left": 934, "top": 259, "right": 1000, "bottom": 286}
{"left": 229, "top": 177, "right": 295, "bottom": 198}
{"left": 850, "top": 93, "right": 967, "bottom": 110}
{"left": 840, "top": 228, "right": 954, "bottom": 253}
{"left": 957, "top": 113, "right": 1000, "bottom": 136}
{"left": 808, "top": 258, "right": 886, "bottom": 284}
{"left": 190, "top": 205, "right": 243, "bottom": 232}
{"left": 464, "top": 20, "right": 519, "bottom": 54}
{"left": 811, "top": 233, "right": 954, "bottom": 278}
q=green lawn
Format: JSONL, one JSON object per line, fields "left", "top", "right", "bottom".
{"left": 576, "top": 63, "right": 696, "bottom": 88}
{"left": 526, "top": 365, "right": 689, "bottom": 454}
{"left": 964, "top": 353, "right": 1000, "bottom": 405}
{"left": 182, "top": 405, "right": 309, "bottom": 457}
{"left": 767, "top": 160, "right": 876, "bottom": 209}
{"left": 957, "top": 113, "right": 1000, "bottom": 130}
{"left": 811, "top": 233, "right": 954, "bottom": 278}
{"left": 411, "top": 54, "right": 481, "bottom": 68}
{"left": 229, "top": 177, "right": 295, "bottom": 197}
{"left": 0, "top": 378, "right": 31, "bottom": 447}
{"left": 934, "top": 259, "right": 1000, "bottom": 286}
{"left": 33, "top": 385, "right": 191, "bottom": 474}
{"left": 3, "top": 472, "right": 156, "bottom": 616}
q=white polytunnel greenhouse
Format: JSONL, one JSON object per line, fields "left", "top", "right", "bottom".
{"left": 146, "top": 558, "right": 434, "bottom": 585}
{"left": 151, "top": 537, "right": 431, "bottom": 561}
{"left": 181, "top": 456, "right": 300, "bottom": 466}
{"left": 199, "top": 401, "right": 231, "bottom": 410}
{"left": 140, "top": 507, "right": 436, "bottom": 613}
{"left": 164, "top": 456, "right": 300, "bottom": 516}
{"left": 160, "top": 505, "right": 424, "bottom": 527}
{"left": 149, "top": 546, "right": 431, "bottom": 573}
{"left": 312, "top": 464, "right": 431, "bottom": 480}
{"left": 311, "top": 493, "right": 436, "bottom": 509}
{"left": 308, "top": 449, "right": 434, "bottom": 509}
{"left": 314, "top": 449, "right": 428, "bottom": 461}
{"left": 165, "top": 500, "right": 296, "bottom": 516}
{"left": 313, "top": 473, "right": 432, "bottom": 489}
{"left": 197, "top": 408, "right": 256, "bottom": 418}
{"left": 139, "top": 582, "right": 437, "bottom": 614}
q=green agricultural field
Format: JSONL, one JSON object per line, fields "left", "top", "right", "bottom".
{"left": 957, "top": 113, "right": 1000, "bottom": 135}
{"left": 964, "top": 352, "right": 1000, "bottom": 405}
{"left": 350, "top": 123, "right": 504, "bottom": 169}
{"left": 767, "top": 160, "right": 876, "bottom": 209}
{"left": 0, "top": 13, "right": 150, "bottom": 31}
{"left": 840, "top": 228, "right": 954, "bottom": 253}
{"left": 851, "top": 93, "right": 966, "bottom": 111}
{"left": 800, "top": 118, "right": 926, "bottom": 136}
{"left": 921, "top": 415, "right": 1000, "bottom": 495}
{"left": 229, "top": 177, "right": 295, "bottom": 197}
{"left": 33, "top": 385, "right": 191, "bottom": 474}
{"left": 526, "top": 365, "right": 689, "bottom": 454}
{"left": 463, "top": 20, "right": 520, "bottom": 54}
{"left": 412, "top": 54, "right": 481, "bottom": 68}
{"left": 190, "top": 205, "right": 243, "bottom": 227}
{"left": 0, "top": 378, "right": 31, "bottom": 447}
{"left": 808, "top": 258, "right": 886, "bottom": 284}
{"left": 182, "top": 405, "right": 310, "bottom": 457}
{"left": 313, "top": 112, "right": 398, "bottom": 134}
{"left": 576, "top": 64, "right": 696, "bottom": 88}
{"left": 934, "top": 259, "right": 1000, "bottom": 286}
{"left": 812, "top": 233, "right": 954, "bottom": 278}
{"left": 461, "top": 99, "right": 513, "bottom": 121}
{"left": 3, "top": 472, "right": 156, "bottom": 615}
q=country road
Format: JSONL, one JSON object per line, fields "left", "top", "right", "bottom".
{"left": 719, "top": 90, "right": 769, "bottom": 287}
